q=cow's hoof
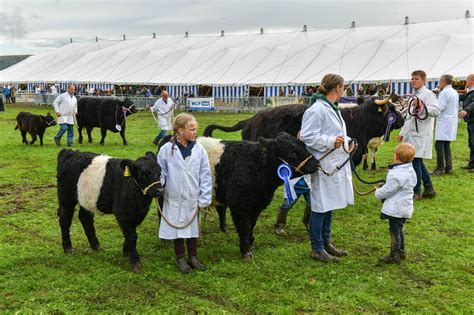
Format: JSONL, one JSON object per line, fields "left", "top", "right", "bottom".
{"left": 123, "top": 143, "right": 128, "bottom": 146}
{"left": 91, "top": 245, "right": 101, "bottom": 251}
{"left": 63, "top": 247, "right": 74, "bottom": 254}
{"left": 242, "top": 252, "right": 253, "bottom": 261}
{"left": 100, "top": 142, "right": 104, "bottom": 145}
{"left": 78, "top": 139, "right": 83, "bottom": 144}
{"left": 220, "top": 226, "right": 228, "bottom": 233}
{"left": 123, "top": 251, "right": 130, "bottom": 257}
{"left": 132, "top": 263, "right": 141, "bottom": 273}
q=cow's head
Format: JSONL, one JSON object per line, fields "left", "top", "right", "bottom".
{"left": 120, "top": 151, "right": 163, "bottom": 198}
{"left": 42, "top": 112, "right": 57, "bottom": 127}
{"left": 258, "top": 132, "right": 319, "bottom": 176}
{"left": 367, "top": 93, "right": 405, "bottom": 134}
{"left": 121, "top": 97, "right": 137, "bottom": 115}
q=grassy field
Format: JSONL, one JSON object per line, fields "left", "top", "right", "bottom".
{"left": 0, "top": 103, "right": 473, "bottom": 313}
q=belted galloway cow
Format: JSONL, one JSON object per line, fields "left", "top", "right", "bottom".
{"left": 57, "top": 149, "right": 163, "bottom": 272}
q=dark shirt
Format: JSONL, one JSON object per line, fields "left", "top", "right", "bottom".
{"left": 176, "top": 140, "right": 196, "bottom": 159}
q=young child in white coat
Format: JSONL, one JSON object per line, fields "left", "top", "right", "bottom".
{"left": 157, "top": 113, "right": 212, "bottom": 273}
{"left": 375, "top": 143, "right": 417, "bottom": 264}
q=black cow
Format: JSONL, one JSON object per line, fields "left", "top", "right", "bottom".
{"left": 15, "top": 111, "right": 57, "bottom": 145}
{"left": 189, "top": 133, "right": 319, "bottom": 259}
{"left": 76, "top": 97, "right": 137, "bottom": 146}
{"left": 204, "top": 95, "right": 404, "bottom": 167}
{"left": 57, "top": 149, "right": 163, "bottom": 272}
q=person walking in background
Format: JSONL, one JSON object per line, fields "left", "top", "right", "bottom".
{"left": 10, "top": 85, "right": 17, "bottom": 104}
{"left": 150, "top": 91, "right": 174, "bottom": 146}
{"left": 458, "top": 73, "right": 474, "bottom": 172}
{"left": 433, "top": 74, "right": 459, "bottom": 175}
{"left": 3, "top": 85, "right": 11, "bottom": 103}
{"left": 398, "top": 70, "right": 440, "bottom": 200}
{"left": 53, "top": 84, "right": 77, "bottom": 147}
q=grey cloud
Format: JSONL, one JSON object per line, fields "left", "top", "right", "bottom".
{"left": 0, "top": 9, "right": 27, "bottom": 40}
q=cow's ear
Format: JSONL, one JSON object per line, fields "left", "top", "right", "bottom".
{"left": 120, "top": 159, "right": 133, "bottom": 176}
{"left": 145, "top": 151, "right": 156, "bottom": 159}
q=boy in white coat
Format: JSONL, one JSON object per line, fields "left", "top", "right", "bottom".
{"left": 157, "top": 113, "right": 212, "bottom": 273}
{"left": 398, "top": 70, "right": 440, "bottom": 199}
{"left": 375, "top": 143, "right": 417, "bottom": 264}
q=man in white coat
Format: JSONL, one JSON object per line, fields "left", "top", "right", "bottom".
{"left": 398, "top": 70, "right": 440, "bottom": 199}
{"left": 151, "top": 91, "right": 174, "bottom": 146}
{"left": 300, "top": 74, "right": 353, "bottom": 263}
{"left": 53, "top": 84, "right": 77, "bottom": 147}
{"left": 433, "top": 74, "right": 459, "bottom": 175}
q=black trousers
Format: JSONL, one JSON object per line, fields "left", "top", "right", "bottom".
{"left": 381, "top": 213, "right": 406, "bottom": 250}
{"left": 468, "top": 123, "right": 474, "bottom": 168}
{"left": 435, "top": 140, "right": 453, "bottom": 171}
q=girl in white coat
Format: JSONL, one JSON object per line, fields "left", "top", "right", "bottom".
{"left": 300, "top": 74, "right": 354, "bottom": 263}
{"left": 375, "top": 143, "right": 417, "bottom": 264}
{"left": 157, "top": 113, "right": 212, "bottom": 273}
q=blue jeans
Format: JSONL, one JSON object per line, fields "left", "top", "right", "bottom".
{"left": 154, "top": 129, "right": 168, "bottom": 145}
{"left": 412, "top": 158, "right": 433, "bottom": 195}
{"left": 56, "top": 124, "right": 74, "bottom": 145}
{"left": 309, "top": 211, "right": 333, "bottom": 251}
{"left": 280, "top": 180, "right": 311, "bottom": 212}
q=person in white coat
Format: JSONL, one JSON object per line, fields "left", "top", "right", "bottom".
{"left": 151, "top": 91, "right": 174, "bottom": 146}
{"left": 157, "top": 113, "right": 212, "bottom": 273}
{"left": 53, "top": 84, "right": 77, "bottom": 147}
{"left": 375, "top": 143, "right": 417, "bottom": 264}
{"left": 398, "top": 70, "right": 440, "bottom": 199}
{"left": 300, "top": 74, "right": 354, "bottom": 263}
{"left": 434, "top": 74, "right": 460, "bottom": 175}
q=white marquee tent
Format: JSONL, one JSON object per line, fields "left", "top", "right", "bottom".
{"left": 1, "top": 17, "right": 472, "bottom": 97}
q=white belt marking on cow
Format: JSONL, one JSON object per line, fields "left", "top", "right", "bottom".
{"left": 77, "top": 155, "right": 111, "bottom": 214}
{"left": 197, "top": 137, "right": 225, "bottom": 199}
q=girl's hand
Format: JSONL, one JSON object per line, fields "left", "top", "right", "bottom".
{"left": 335, "top": 136, "right": 344, "bottom": 148}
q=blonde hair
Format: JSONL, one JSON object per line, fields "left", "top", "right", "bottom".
{"left": 395, "top": 143, "right": 416, "bottom": 163}
{"left": 171, "top": 113, "right": 197, "bottom": 153}
{"left": 318, "top": 74, "right": 344, "bottom": 95}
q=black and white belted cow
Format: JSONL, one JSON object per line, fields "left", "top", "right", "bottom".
{"left": 160, "top": 132, "right": 320, "bottom": 259}
{"left": 204, "top": 95, "right": 404, "bottom": 168}
{"left": 76, "top": 97, "right": 137, "bottom": 146}
{"left": 57, "top": 149, "right": 163, "bottom": 272}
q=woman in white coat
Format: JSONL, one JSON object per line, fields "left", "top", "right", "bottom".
{"left": 434, "top": 74, "right": 459, "bottom": 175}
{"left": 151, "top": 91, "right": 175, "bottom": 146}
{"left": 157, "top": 113, "right": 212, "bottom": 273}
{"left": 300, "top": 74, "right": 354, "bottom": 263}
{"left": 398, "top": 70, "right": 440, "bottom": 199}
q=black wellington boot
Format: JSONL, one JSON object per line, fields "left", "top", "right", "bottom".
{"left": 274, "top": 207, "right": 288, "bottom": 236}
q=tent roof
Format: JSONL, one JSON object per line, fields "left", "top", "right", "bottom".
{"left": 1, "top": 18, "right": 472, "bottom": 85}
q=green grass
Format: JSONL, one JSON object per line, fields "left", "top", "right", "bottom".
{"left": 1, "top": 103, "right": 473, "bottom": 313}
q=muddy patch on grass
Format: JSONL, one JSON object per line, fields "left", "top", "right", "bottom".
{"left": 0, "top": 183, "right": 56, "bottom": 216}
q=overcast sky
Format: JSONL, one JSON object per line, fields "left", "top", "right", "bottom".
{"left": 0, "top": 0, "right": 472, "bottom": 55}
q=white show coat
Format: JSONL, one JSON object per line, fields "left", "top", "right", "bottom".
{"left": 300, "top": 99, "right": 354, "bottom": 213}
{"left": 151, "top": 97, "right": 174, "bottom": 130}
{"left": 53, "top": 92, "right": 77, "bottom": 125}
{"left": 399, "top": 86, "right": 440, "bottom": 159}
{"left": 157, "top": 141, "right": 212, "bottom": 239}
{"left": 435, "top": 85, "right": 459, "bottom": 141}
{"left": 375, "top": 163, "right": 417, "bottom": 218}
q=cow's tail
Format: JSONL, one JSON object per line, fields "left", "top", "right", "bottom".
{"left": 203, "top": 120, "right": 247, "bottom": 137}
{"left": 14, "top": 123, "right": 18, "bottom": 131}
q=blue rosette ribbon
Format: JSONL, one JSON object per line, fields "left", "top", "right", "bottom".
{"left": 277, "top": 163, "right": 295, "bottom": 204}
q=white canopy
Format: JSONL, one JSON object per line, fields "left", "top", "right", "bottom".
{"left": 1, "top": 17, "right": 472, "bottom": 85}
